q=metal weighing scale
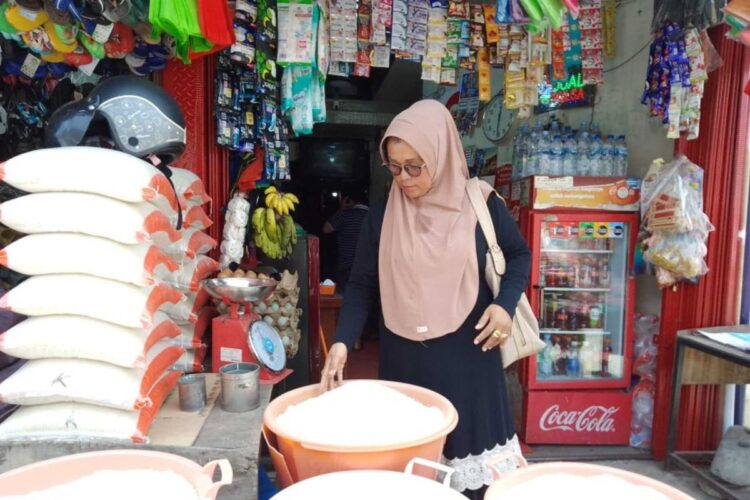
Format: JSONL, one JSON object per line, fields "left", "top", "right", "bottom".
{"left": 203, "top": 277, "right": 292, "bottom": 384}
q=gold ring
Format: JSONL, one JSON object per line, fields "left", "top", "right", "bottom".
{"left": 492, "top": 330, "right": 502, "bottom": 339}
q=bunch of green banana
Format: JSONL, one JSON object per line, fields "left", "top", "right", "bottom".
{"left": 252, "top": 206, "right": 298, "bottom": 260}
{"left": 264, "top": 186, "right": 300, "bottom": 216}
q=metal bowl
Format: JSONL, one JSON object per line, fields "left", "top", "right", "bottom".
{"left": 202, "top": 278, "right": 277, "bottom": 304}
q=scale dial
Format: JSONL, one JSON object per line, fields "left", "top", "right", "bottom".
{"left": 248, "top": 321, "right": 286, "bottom": 373}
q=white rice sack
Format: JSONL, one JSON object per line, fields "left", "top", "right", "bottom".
{"left": 0, "top": 314, "right": 181, "bottom": 368}
{"left": 169, "top": 167, "right": 211, "bottom": 206}
{"left": 0, "top": 193, "right": 180, "bottom": 245}
{"left": 0, "top": 347, "right": 184, "bottom": 410}
{"left": 0, "top": 147, "right": 179, "bottom": 214}
{"left": 0, "top": 403, "right": 150, "bottom": 443}
{"left": 275, "top": 381, "right": 446, "bottom": 447}
{"left": 501, "top": 473, "right": 671, "bottom": 500}
{"left": 162, "top": 228, "right": 217, "bottom": 260}
{"left": 165, "top": 345, "right": 207, "bottom": 373}
{"left": 165, "top": 256, "right": 219, "bottom": 292}
{"left": 0, "top": 275, "right": 185, "bottom": 328}
{"left": 4, "top": 469, "right": 199, "bottom": 500}
{"left": 178, "top": 205, "right": 213, "bottom": 231}
{"left": 161, "top": 288, "right": 210, "bottom": 324}
{"left": 0, "top": 233, "right": 179, "bottom": 286}
{"left": 165, "top": 308, "right": 216, "bottom": 348}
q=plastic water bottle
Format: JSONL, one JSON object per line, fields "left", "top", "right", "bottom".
{"left": 512, "top": 125, "right": 526, "bottom": 179}
{"left": 563, "top": 134, "right": 577, "bottom": 176}
{"left": 538, "top": 130, "right": 551, "bottom": 175}
{"left": 577, "top": 130, "right": 591, "bottom": 176}
{"left": 550, "top": 135, "right": 563, "bottom": 176}
{"left": 589, "top": 134, "right": 603, "bottom": 176}
{"left": 526, "top": 130, "right": 539, "bottom": 177}
{"left": 602, "top": 135, "right": 617, "bottom": 177}
{"left": 538, "top": 335, "right": 553, "bottom": 377}
{"left": 616, "top": 135, "right": 628, "bottom": 177}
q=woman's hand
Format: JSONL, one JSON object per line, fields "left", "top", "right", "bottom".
{"left": 474, "top": 304, "right": 513, "bottom": 352}
{"left": 319, "top": 342, "right": 348, "bottom": 393}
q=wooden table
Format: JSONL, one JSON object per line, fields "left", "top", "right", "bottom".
{"left": 320, "top": 294, "right": 343, "bottom": 352}
{"left": 665, "top": 327, "right": 750, "bottom": 499}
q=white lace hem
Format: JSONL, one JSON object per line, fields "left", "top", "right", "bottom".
{"left": 441, "top": 434, "right": 523, "bottom": 492}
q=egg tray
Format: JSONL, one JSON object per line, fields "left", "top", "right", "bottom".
{"left": 277, "top": 327, "right": 302, "bottom": 358}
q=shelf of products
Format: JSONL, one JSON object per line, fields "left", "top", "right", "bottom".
{"left": 541, "top": 249, "right": 614, "bottom": 255}
{"left": 540, "top": 330, "right": 611, "bottom": 336}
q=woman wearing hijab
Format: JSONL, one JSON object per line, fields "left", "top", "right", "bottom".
{"left": 319, "top": 100, "right": 531, "bottom": 499}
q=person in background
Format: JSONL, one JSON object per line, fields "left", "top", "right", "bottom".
{"left": 322, "top": 189, "right": 369, "bottom": 293}
{"left": 319, "top": 100, "right": 531, "bottom": 499}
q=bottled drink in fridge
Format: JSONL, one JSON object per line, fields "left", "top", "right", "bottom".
{"left": 589, "top": 304, "right": 603, "bottom": 329}
{"left": 599, "top": 258, "right": 611, "bottom": 288}
{"left": 538, "top": 130, "right": 551, "bottom": 174}
{"left": 526, "top": 130, "right": 539, "bottom": 177}
{"left": 567, "top": 341, "right": 581, "bottom": 377}
{"left": 603, "top": 135, "right": 616, "bottom": 176}
{"left": 589, "top": 134, "right": 603, "bottom": 176}
{"left": 538, "top": 334, "right": 553, "bottom": 377}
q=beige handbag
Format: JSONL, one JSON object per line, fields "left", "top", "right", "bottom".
{"left": 466, "top": 178, "right": 545, "bottom": 368}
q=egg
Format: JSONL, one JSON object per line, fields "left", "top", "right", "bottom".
{"left": 271, "top": 302, "right": 280, "bottom": 312}
{"left": 246, "top": 270, "right": 258, "bottom": 279}
{"left": 256, "top": 302, "right": 267, "bottom": 313}
{"left": 282, "top": 336, "right": 290, "bottom": 346}
{"left": 218, "top": 268, "right": 232, "bottom": 278}
{"left": 263, "top": 315, "right": 274, "bottom": 325}
{"left": 233, "top": 269, "right": 246, "bottom": 278}
{"left": 283, "top": 303, "right": 294, "bottom": 312}
{"left": 258, "top": 273, "right": 270, "bottom": 280}
{"left": 278, "top": 316, "right": 289, "bottom": 327}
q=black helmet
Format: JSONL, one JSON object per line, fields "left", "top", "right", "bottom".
{"left": 45, "top": 75, "right": 186, "bottom": 163}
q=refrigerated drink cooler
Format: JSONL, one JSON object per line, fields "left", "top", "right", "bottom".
{"left": 507, "top": 176, "right": 640, "bottom": 445}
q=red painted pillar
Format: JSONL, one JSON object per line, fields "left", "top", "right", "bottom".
{"left": 651, "top": 26, "right": 750, "bottom": 459}
{"left": 161, "top": 57, "right": 230, "bottom": 255}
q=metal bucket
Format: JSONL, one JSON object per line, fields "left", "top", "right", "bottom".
{"left": 220, "top": 363, "right": 260, "bottom": 413}
{"left": 178, "top": 374, "right": 207, "bottom": 412}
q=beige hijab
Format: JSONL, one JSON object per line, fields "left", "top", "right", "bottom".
{"left": 379, "top": 100, "right": 494, "bottom": 341}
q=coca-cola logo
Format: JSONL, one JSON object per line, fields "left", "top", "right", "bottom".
{"left": 539, "top": 404, "right": 619, "bottom": 433}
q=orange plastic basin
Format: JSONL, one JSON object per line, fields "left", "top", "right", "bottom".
{"left": 263, "top": 380, "right": 458, "bottom": 487}
{"left": 485, "top": 462, "right": 694, "bottom": 499}
{"left": 0, "top": 450, "right": 232, "bottom": 499}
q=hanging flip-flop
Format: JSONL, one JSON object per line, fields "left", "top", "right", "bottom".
{"left": 63, "top": 43, "right": 92, "bottom": 65}
{"left": 103, "top": 21, "right": 133, "bottom": 58}
{"left": 77, "top": 30, "right": 105, "bottom": 58}
{"left": 6, "top": 3, "right": 49, "bottom": 32}
{"left": 44, "top": 0, "right": 72, "bottom": 24}
{"left": 102, "top": 0, "right": 130, "bottom": 23}
{"left": 21, "top": 27, "right": 55, "bottom": 56}
{"left": 0, "top": 4, "right": 21, "bottom": 36}
{"left": 41, "top": 50, "right": 65, "bottom": 62}
{"left": 44, "top": 21, "right": 78, "bottom": 52}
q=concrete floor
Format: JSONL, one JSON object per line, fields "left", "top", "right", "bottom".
{"left": 598, "top": 460, "right": 713, "bottom": 499}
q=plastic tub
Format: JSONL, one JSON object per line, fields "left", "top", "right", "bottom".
{"left": 273, "top": 458, "right": 464, "bottom": 499}
{"left": 263, "top": 380, "right": 458, "bottom": 487}
{"left": 0, "top": 449, "right": 232, "bottom": 499}
{"left": 484, "top": 461, "right": 694, "bottom": 499}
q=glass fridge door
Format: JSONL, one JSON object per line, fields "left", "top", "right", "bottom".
{"left": 535, "top": 220, "right": 630, "bottom": 384}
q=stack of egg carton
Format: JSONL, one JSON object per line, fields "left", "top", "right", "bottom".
{"left": 258, "top": 270, "right": 302, "bottom": 358}
{"left": 0, "top": 147, "right": 213, "bottom": 443}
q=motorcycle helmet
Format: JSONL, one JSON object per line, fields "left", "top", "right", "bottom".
{"left": 44, "top": 75, "right": 186, "bottom": 163}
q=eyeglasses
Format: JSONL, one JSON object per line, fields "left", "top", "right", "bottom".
{"left": 383, "top": 161, "right": 425, "bottom": 177}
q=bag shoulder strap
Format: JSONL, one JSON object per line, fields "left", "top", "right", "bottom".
{"left": 466, "top": 178, "right": 506, "bottom": 276}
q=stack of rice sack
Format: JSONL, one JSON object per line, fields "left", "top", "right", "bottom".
{"left": 256, "top": 270, "right": 302, "bottom": 358}
{"left": 0, "top": 146, "right": 196, "bottom": 444}
{"left": 158, "top": 167, "right": 219, "bottom": 374}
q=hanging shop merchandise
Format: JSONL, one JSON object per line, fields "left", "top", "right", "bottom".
{"left": 641, "top": 23, "right": 708, "bottom": 139}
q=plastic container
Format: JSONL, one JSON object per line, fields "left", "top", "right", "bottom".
{"left": 484, "top": 461, "right": 693, "bottom": 499}
{"left": 263, "top": 380, "right": 458, "bottom": 488}
{"left": 273, "top": 458, "right": 465, "bottom": 499}
{"left": 0, "top": 450, "right": 232, "bottom": 498}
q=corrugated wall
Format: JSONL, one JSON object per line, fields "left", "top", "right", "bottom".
{"left": 652, "top": 25, "right": 750, "bottom": 458}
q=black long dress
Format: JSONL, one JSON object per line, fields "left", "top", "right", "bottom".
{"left": 334, "top": 194, "right": 531, "bottom": 495}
